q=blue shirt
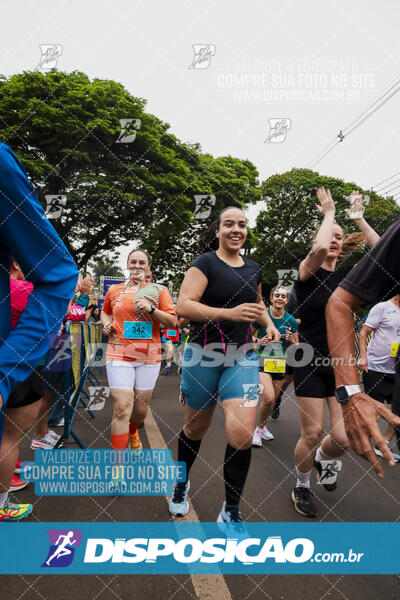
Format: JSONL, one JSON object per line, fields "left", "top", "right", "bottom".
{"left": 0, "top": 143, "right": 79, "bottom": 407}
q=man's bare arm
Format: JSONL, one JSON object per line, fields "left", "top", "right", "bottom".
{"left": 326, "top": 287, "right": 400, "bottom": 476}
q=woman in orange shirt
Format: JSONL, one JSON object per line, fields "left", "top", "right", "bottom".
{"left": 101, "top": 249, "right": 177, "bottom": 449}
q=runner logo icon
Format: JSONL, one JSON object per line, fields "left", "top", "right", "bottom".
{"left": 240, "top": 383, "right": 263, "bottom": 407}
{"left": 188, "top": 44, "right": 216, "bottom": 69}
{"left": 194, "top": 194, "right": 216, "bottom": 219}
{"left": 37, "top": 44, "right": 63, "bottom": 72}
{"left": 87, "top": 386, "right": 110, "bottom": 411}
{"left": 265, "top": 119, "right": 291, "bottom": 143}
{"left": 276, "top": 269, "right": 298, "bottom": 292}
{"left": 317, "top": 460, "right": 342, "bottom": 486}
{"left": 42, "top": 529, "right": 82, "bottom": 568}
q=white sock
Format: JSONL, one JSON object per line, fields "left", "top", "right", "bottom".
{"left": 0, "top": 491, "right": 8, "bottom": 508}
{"left": 295, "top": 466, "right": 312, "bottom": 488}
{"left": 315, "top": 445, "right": 334, "bottom": 463}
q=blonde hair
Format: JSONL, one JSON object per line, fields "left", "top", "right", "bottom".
{"left": 310, "top": 225, "right": 366, "bottom": 260}
{"left": 339, "top": 231, "right": 366, "bottom": 259}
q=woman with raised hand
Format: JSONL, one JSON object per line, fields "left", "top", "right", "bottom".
{"left": 291, "top": 189, "right": 379, "bottom": 518}
{"left": 101, "top": 249, "right": 177, "bottom": 450}
{"left": 169, "top": 206, "right": 280, "bottom": 532}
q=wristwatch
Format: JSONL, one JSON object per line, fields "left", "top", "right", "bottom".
{"left": 335, "top": 385, "right": 362, "bottom": 404}
{"left": 149, "top": 304, "right": 156, "bottom": 315}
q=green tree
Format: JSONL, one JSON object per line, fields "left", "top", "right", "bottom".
{"left": 253, "top": 168, "right": 400, "bottom": 292}
{"left": 0, "top": 70, "right": 259, "bottom": 280}
{"left": 89, "top": 258, "right": 124, "bottom": 287}
{"left": 0, "top": 70, "right": 198, "bottom": 268}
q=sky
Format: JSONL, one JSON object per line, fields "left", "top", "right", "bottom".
{"left": 2, "top": 0, "right": 400, "bottom": 271}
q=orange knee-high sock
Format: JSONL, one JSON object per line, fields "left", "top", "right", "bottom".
{"left": 129, "top": 420, "right": 142, "bottom": 449}
{"left": 111, "top": 433, "right": 130, "bottom": 449}
{"left": 129, "top": 420, "right": 141, "bottom": 435}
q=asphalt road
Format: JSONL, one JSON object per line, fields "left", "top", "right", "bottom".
{"left": 2, "top": 367, "right": 399, "bottom": 600}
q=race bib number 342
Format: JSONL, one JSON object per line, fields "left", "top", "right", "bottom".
{"left": 123, "top": 321, "right": 152, "bottom": 339}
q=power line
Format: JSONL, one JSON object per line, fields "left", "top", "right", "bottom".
{"left": 382, "top": 182, "right": 400, "bottom": 195}
{"left": 343, "top": 78, "right": 400, "bottom": 134}
{"left": 373, "top": 171, "right": 400, "bottom": 190}
{"left": 374, "top": 177, "right": 400, "bottom": 193}
{"left": 308, "top": 78, "right": 400, "bottom": 169}
{"left": 344, "top": 85, "right": 400, "bottom": 138}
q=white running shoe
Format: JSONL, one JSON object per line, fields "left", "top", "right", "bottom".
{"left": 47, "top": 429, "right": 61, "bottom": 442}
{"left": 169, "top": 481, "right": 190, "bottom": 516}
{"left": 260, "top": 425, "right": 274, "bottom": 441}
{"left": 252, "top": 428, "right": 263, "bottom": 447}
{"left": 30, "top": 431, "right": 63, "bottom": 450}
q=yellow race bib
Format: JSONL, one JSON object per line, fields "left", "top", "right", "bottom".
{"left": 391, "top": 342, "right": 399, "bottom": 357}
{"left": 264, "top": 358, "right": 286, "bottom": 373}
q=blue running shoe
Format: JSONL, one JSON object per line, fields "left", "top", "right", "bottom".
{"left": 217, "top": 502, "right": 249, "bottom": 540}
{"left": 374, "top": 443, "right": 400, "bottom": 463}
{"left": 169, "top": 481, "right": 190, "bottom": 516}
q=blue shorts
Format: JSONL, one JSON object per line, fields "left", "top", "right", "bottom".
{"left": 180, "top": 345, "right": 259, "bottom": 410}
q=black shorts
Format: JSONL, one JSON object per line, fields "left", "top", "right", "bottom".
{"left": 286, "top": 364, "right": 293, "bottom": 376}
{"left": 293, "top": 362, "right": 336, "bottom": 399}
{"left": 6, "top": 368, "right": 45, "bottom": 409}
{"left": 363, "top": 370, "right": 395, "bottom": 404}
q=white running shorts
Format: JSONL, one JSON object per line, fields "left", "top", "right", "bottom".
{"left": 106, "top": 360, "right": 161, "bottom": 391}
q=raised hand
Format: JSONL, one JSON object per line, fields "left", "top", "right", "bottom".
{"left": 316, "top": 187, "right": 335, "bottom": 216}
{"left": 346, "top": 190, "right": 365, "bottom": 220}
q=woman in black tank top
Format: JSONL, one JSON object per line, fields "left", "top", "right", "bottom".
{"left": 291, "top": 189, "right": 379, "bottom": 518}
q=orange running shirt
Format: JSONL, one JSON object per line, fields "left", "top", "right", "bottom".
{"left": 102, "top": 282, "right": 176, "bottom": 363}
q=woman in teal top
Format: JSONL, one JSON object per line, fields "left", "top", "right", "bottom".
{"left": 252, "top": 286, "right": 299, "bottom": 445}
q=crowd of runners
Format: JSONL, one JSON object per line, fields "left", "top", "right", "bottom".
{"left": 0, "top": 142, "right": 400, "bottom": 530}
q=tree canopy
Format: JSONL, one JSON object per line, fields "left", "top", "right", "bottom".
{"left": 0, "top": 71, "right": 398, "bottom": 289}
{"left": 0, "top": 70, "right": 260, "bottom": 278}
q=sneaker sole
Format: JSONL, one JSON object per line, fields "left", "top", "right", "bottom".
{"left": 30, "top": 444, "right": 54, "bottom": 450}
{"left": 30, "top": 443, "right": 64, "bottom": 450}
{"left": 260, "top": 434, "right": 274, "bottom": 441}
{"left": 291, "top": 490, "right": 317, "bottom": 518}
{"left": 9, "top": 482, "right": 29, "bottom": 492}
{"left": 170, "top": 503, "right": 189, "bottom": 517}
{"left": 0, "top": 505, "right": 33, "bottom": 521}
